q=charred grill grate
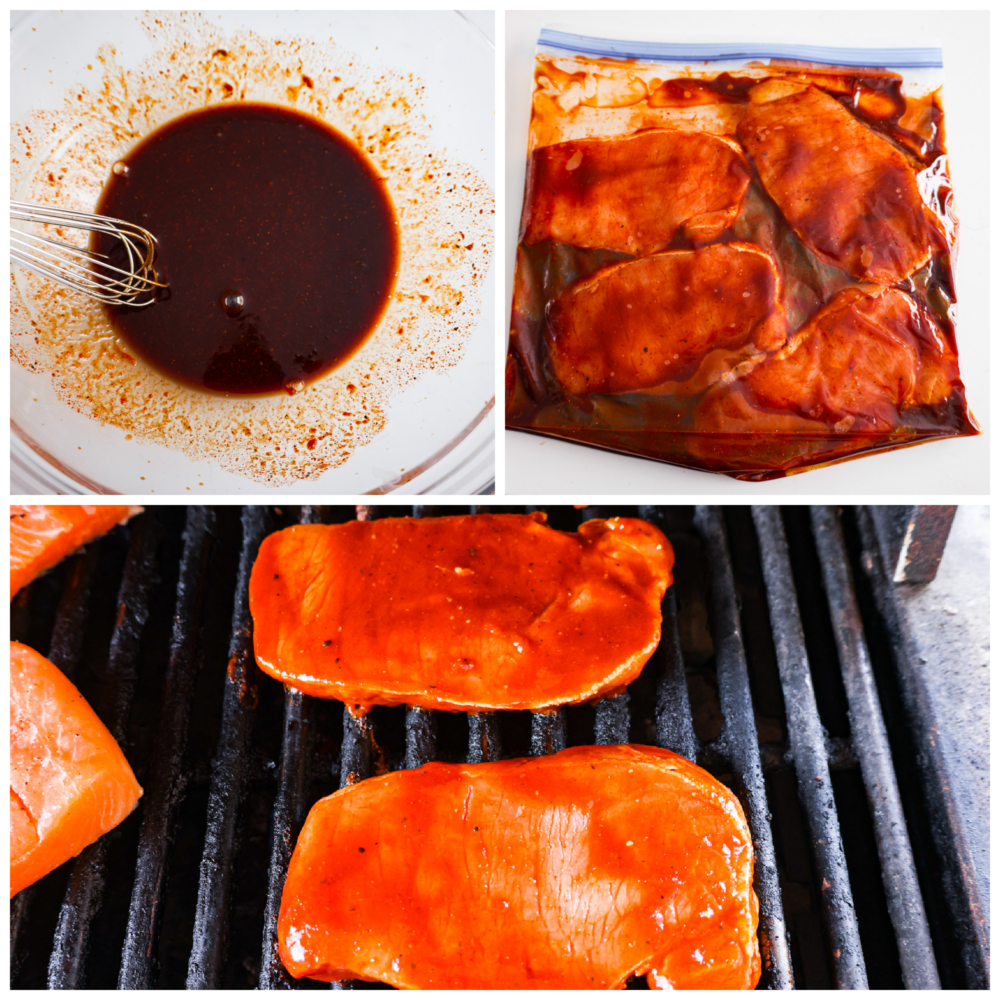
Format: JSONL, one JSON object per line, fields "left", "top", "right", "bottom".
{"left": 9, "top": 505, "right": 986, "bottom": 989}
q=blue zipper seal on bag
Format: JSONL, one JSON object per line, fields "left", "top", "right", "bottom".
{"left": 537, "top": 29, "right": 942, "bottom": 69}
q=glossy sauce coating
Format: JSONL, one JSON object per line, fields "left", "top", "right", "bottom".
{"left": 10, "top": 505, "right": 141, "bottom": 600}
{"left": 521, "top": 130, "right": 749, "bottom": 254}
{"left": 249, "top": 513, "right": 673, "bottom": 713}
{"left": 11, "top": 642, "right": 143, "bottom": 897}
{"left": 277, "top": 744, "right": 760, "bottom": 989}
{"left": 737, "top": 85, "right": 946, "bottom": 283}
{"left": 546, "top": 242, "right": 785, "bottom": 395}
{"left": 93, "top": 103, "right": 398, "bottom": 395}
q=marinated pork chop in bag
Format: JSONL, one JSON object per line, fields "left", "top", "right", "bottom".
{"left": 506, "top": 31, "right": 978, "bottom": 480}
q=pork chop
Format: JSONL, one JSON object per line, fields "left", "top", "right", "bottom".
{"left": 546, "top": 242, "right": 786, "bottom": 396}
{"left": 521, "top": 129, "right": 750, "bottom": 254}
{"left": 737, "top": 85, "right": 946, "bottom": 283}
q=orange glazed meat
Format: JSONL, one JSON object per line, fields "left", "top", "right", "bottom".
{"left": 10, "top": 505, "right": 141, "bottom": 600}
{"left": 737, "top": 85, "right": 946, "bottom": 284}
{"left": 278, "top": 744, "right": 760, "bottom": 989}
{"left": 521, "top": 129, "right": 750, "bottom": 254}
{"left": 250, "top": 514, "right": 672, "bottom": 713}
{"left": 744, "top": 285, "right": 960, "bottom": 431}
{"left": 546, "top": 243, "right": 786, "bottom": 396}
{"left": 11, "top": 642, "right": 143, "bottom": 897}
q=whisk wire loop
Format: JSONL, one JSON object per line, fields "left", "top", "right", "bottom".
{"left": 10, "top": 199, "right": 167, "bottom": 306}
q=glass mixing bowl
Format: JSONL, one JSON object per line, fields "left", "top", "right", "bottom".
{"left": 11, "top": 10, "right": 496, "bottom": 495}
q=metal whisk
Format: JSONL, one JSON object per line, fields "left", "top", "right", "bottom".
{"left": 10, "top": 200, "right": 166, "bottom": 306}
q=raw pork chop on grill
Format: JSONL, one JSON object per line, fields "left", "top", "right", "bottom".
{"left": 278, "top": 744, "right": 761, "bottom": 989}
{"left": 520, "top": 129, "right": 750, "bottom": 254}
{"left": 546, "top": 243, "right": 786, "bottom": 396}
{"left": 737, "top": 84, "right": 947, "bottom": 284}
{"left": 10, "top": 642, "right": 143, "bottom": 897}
{"left": 250, "top": 513, "right": 673, "bottom": 713}
{"left": 10, "top": 504, "right": 142, "bottom": 600}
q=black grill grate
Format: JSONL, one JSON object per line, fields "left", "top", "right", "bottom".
{"left": 9, "top": 505, "right": 981, "bottom": 989}
{"left": 750, "top": 506, "right": 865, "bottom": 989}
{"left": 118, "top": 507, "right": 216, "bottom": 990}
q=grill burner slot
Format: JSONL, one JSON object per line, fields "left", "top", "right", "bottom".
{"left": 9, "top": 505, "right": 983, "bottom": 989}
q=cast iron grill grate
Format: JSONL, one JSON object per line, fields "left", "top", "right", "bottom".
{"left": 9, "top": 505, "right": 985, "bottom": 989}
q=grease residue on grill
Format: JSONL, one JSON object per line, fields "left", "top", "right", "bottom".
{"left": 94, "top": 103, "right": 399, "bottom": 396}
{"left": 10, "top": 12, "right": 494, "bottom": 486}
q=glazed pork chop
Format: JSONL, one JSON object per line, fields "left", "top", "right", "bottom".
{"left": 250, "top": 513, "right": 673, "bottom": 713}
{"left": 278, "top": 745, "right": 761, "bottom": 989}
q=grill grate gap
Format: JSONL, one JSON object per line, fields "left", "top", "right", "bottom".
{"left": 779, "top": 508, "right": 853, "bottom": 738}
{"left": 118, "top": 507, "right": 218, "bottom": 989}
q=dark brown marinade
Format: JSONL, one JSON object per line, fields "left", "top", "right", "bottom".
{"left": 648, "top": 73, "right": 942, "bottom": 165}
{"left": 832, "top": 81, "right": 945, "bottom": 165}
{"left": 650, "top": 75, "right": 754, "bottom": 104}
{"left": 506, "top": 68, "right": 976, "bottom": 480}
{"left": 93, "top": 103, "right": 398, "bottom": 395}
